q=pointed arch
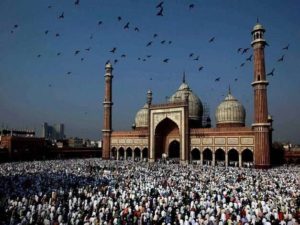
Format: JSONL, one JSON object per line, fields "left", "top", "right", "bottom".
{"left": 154, "top": 117, "right": 180, "bottom": 160}
{"left": 191, "top": 148, "right": 201, "bottom": 161}
{"left": 119, "top": 147, "right": 125, "bottom": 160}
{"left": 111, "top": 147, "right": 117, "bottom": 159}
{"left": 228, "top": 148, "right": 239, "bottom": 167}
{"left": 203, "top": 148, "right": 212, "bottom": 165}
{"left": 242, "top": 148, "right": 253, "bottom": 167}
{"left": 126, "top": 147, "right": 132, "bottom": 160}
{"left": 134, "top": 147, "right": 141, "bottom": 161}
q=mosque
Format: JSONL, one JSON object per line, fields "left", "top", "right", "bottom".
{"left": 101, "top": 23, "right": 273, "bottom": 168}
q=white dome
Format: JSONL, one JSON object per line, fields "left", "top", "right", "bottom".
{"left": 215, "top": 92, "right": 245, "bottom": 126}
{"left": 134, "top": 104, "right": 149, "bottom": 128}
{"left": 168, "top": 81, "right": 203, "bottom": 121}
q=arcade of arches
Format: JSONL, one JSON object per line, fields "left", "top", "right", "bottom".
{"left": 190, "top": 148, "right": 253, "bottom": 167}
{"left": 111, "top": 146, "right": 253, "bottom": 167}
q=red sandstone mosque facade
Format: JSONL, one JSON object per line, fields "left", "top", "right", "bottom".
{"left": 102, "top": 23, "right": 272, "bottom": 168}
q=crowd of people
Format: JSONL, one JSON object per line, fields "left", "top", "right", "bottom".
{"left": 0, "top": 158, "right": 299, "bottom": 225}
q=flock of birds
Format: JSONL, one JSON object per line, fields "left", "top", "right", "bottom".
{"left": 7, "top": 0, "right": 290, "bottom": 87}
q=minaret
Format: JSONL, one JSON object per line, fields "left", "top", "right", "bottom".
{"left": 251, "top": 22, "right": 270, "bottom": 168}
{"left": 102, "top": 63, "right": 113, "bottom": 159}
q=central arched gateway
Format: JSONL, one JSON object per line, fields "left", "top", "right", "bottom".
{"left": 154, "top": 117, "right": 180, "bottom": 160}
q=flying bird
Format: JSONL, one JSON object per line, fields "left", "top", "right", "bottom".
{"left": 198, "top": 66, "right": 204, "bottom": 71}
{"left": 98, "top": 21, "right": 103, "bottom": 25}
{"left": 85, "top": 47, "right": 91, "bottom": 51}
{"left": 14, "top": 24, "right": 18, "bottom": 28}
{"left": 161, "top": 40, "right": 166, "bottom": 44}
{"left": 110, "top": 47, "right": 117, "bottom": 53}
{"left": 215, "top": 77, "right": 220, "bottom": 82}
{"left": 163, "top": 58, "right": 169, "bottom": 63}
{"left": 37, "top": 54, "right": 41, "bottom": 58}
{"left": 58, "top": 12, "right": 64, "bottom": 19}
{"left": 157, "top": 7, "right": 163, "bottom": 16}
{"left": 246, "top": 55, "right": 252, "bottom": 61}
{"left": 168, "top": 41, "right": 172, "bottom": 44}
{"left": 242, "top": 48, "right": 249, "bottom": 54}
{"left": 57, "top": 52, "right": 61, "bottom": 56}
{"left": 156, "top": 1, "right": 164, "bottom": 8}
{"left": 189, "top": 4, "right": 195, "bottom": 9}
{"left": 48, "top": 5, "right": 52, "bottom": 9}
{"left": 237, "top": 48, "right": 243, "bottom": 53}
{"left": 189, "top": 53, "right": 194, "bottom": 58}
{"left": 114, "top": 59, "right": 118, "bottom": 64}
{"left": 209, "top": 37, "right": 215, "bottom": 43}
{"left": 267, "top": 68, "right": 275, "bottom": 76}
{"left": 134, "top": 27, "right": 140, "bottom": 32}
{"left": 89, "top": 34, "right": 93, "bottom": 39}
{"left": 282, "top": 44, "right": 289, "bottom": 50}
{"left": 45, "top": 30, "right": 49, "bottom": 35}
{"left": 153, "top": 33, "right": 158, "bottom": 38}
{"left": 55, "top": 33, "right": 60, "bottom": 37}
{"left": 277, "top": 55, "right": 284, "bottom": 62}
{"left": 121, "top": 54, "right": 126, "bottom": 58}
{"left": 81, "top": 58, "right": 84, "bottom": 62}
{"left": 194, "top": 56, "right": 199, "bottom": 61}
{"left": 117, "top": 16, "right": 122, "bottom": 21}
{"left": 123, "top": 22, "right": 130, "bottom": 29}
{"left": 146, "top": 41, "right": 153, "bottom": 47}
{"left": 74, "top": 50, "right": 80, "bottom": 55}
{"left": 67, "top": 71, "right": 72, "bottom": 75}
{"left": 146, "top": 55, "right": 152, "bottom": 58}
{"left": 234, "top": 78, "right": 238, "bottom": 81}
{"left": 74, "top": 0, "right": 79, "bottom": 5}
{"left": 240, "top": 63, "right": 245, "bottom": 67}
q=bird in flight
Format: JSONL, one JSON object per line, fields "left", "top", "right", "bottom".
{"left": 282, "top": 44, "right": 289, "bottom": 50}
{"left": 215, "top": 77, "right": 220, "bottom": 82}
{"left": 14, "top": 24, "right": 18, "bottom": 29}
{"left": 157, "top": 7, "right": 163, "bottom": 16}
{"left": 67, "top": 71, "right": 72, "bottom": 75}
{"left": 189, "top": 53, "right": 194, "bottom": 58}
{"left": 242, "top": 48, "right": 249, "bottom": 54}
{"left": 194, "top": 56, "right": 199, "bottom": 61}
{"left": 114, "top": 59, "right": 118, "bottom": 64}
{"left": 267, "top": 68, "right": 275, "bottom": 76}
{"left": 146, "top": 41, "right": 153, "bottom": 47}
{"left": 89, "top": 34, "right": 93, "bottom": 39}
{"left": 277, "top": 55, "right": 284, "bottom": 62}
{"left": 121, "top": 54, "right": 126, "bottom": 58}
{"left": 237, "top": 48, "right": 243, "bottom": 53}
{"left": 153, "top": 33, "right": 158, "bottom": 38}
{"left": 156, "top": 1, "right": 164, "bottom": 8}
{"left": 240, "top": 63, "right": 245, "bottom": 67}
{"left": 198, "top": 66, "right": 204, "bottom": 71}
{"left": 124, "top": 22, "right": 130, "bottom": 29}
{"left": 45, "top": 30, "right": 49, "bottom": 35}
{"left": 246, "top": 55, "right": 252, "bottom": 61}
{"left": 209, "top": 37, "right": 215, "bottom": 43}
{"left": 57, "top": 52, "right": 61, "bottom": 56}
{"left": 163, "top": 58, "right": 169, "bottom": 63}
{"left": 117, "top": 16, "right": 122, "bottom": 21}
{"left": 168, "top": 41, "right": 172, "bottom": 44}
{"left": 74, "top": 50, "right": 80, "bottom": 55}
{"left": 81, "top": 58, "right": 84, "bottom": 62}
{"left": 146, "top": 55, "right": 152, "bottom": 58}
{"left": 134, "top": 27, "right": 140, "bottom": 32}
{"left": 48, "top": 5, "right": 52, "bottom": 9}
{"left": 85, "top": 47, "right": 91, "bottom": 51}
{"left": 98, "top": 21, "right": 103, "bottom": 25}
{"left": 58, "top": 12, "right": 64, "bottom": 19}
{"left": 74, "top": 0, "right": 79, "bottom": 5}
{"left": 48, "top": 84, "right": 52, "bottom": 87}
{"left": 234, "top": 78, "right": 238, "bottom": 82}
{"left": 110, "top": 47, "right": 117, "bottom": 53}
{"left": 55, "top": 33, "right": 60, "bottom": 37}
{"left": 189, "top": 4, "right": 195, "bottom": 9}
{"left": 37, "top": 54, "right": 41, "bottom": 58}
{"left": 161, "top": 40, "right": 166, "bottom": 44}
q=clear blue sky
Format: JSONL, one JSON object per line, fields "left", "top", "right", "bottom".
{"left": 0, "top": 0, "right": 299, "bottom": 143}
